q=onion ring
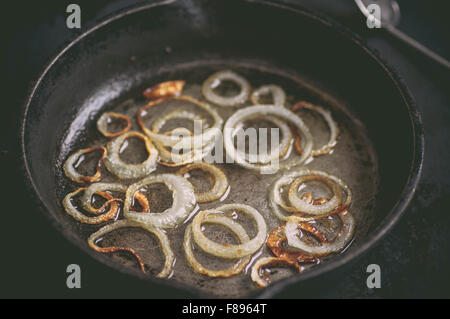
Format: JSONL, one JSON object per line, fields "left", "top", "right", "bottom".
{"left": 80, "top": 182, "right": 150, "bottom": 214}
{"left": 88, "top": 219, "right": 175, "bottom": 277}
{"left": 224, "top": 105, "right": 312, "bottom": 173}
{"left": 291, "top": 101, "right": 339, "bottom": 156}
{"left": 202, "top": 70, "right": 250, "bottom": 107}
{"left": 232, "top": 115, "right": 293, "bottom": 164}
{"left": 63, "top": 146, "right": 106, "bottom": 183}
{"left": 285, "top": 210, "right": 355, "bottom": 256}
{"left": 191, "top": 204, "right": 267, "bottom": 259}
{"left": 287, "top": 174, "right": 342, "bottom": 215}
{"left": 250, "top": 85, "right": 286, "bottom": 107}
{"left": 142, "top": 80, "right": 185, "bottom": 99}
{"left": 124, "top": 174, "right": 196, "bottom": 229}
{"left": 104, "top": 131, "right": 158, "bottom": 179}
{"left": 177, "top": 163, "right": 229, "bottom": 203}
{"left": 137, "top": 95, "right": 223, "bottom": 150}
{"left": 251, "top": 257, "right": 302, "bottom": 288}
{"left": 270, "top": 169, "right": 352, "bottom": 221}
{"left": 151, "top": 110, "right": 214, "bottom": 166}
{"left": 97, "top": 112, "right": 131, "bottom": 138}
{"left": 183, "top": 216, "right": 251, "bottom": 278}
{"left": 62, "top": 188, "right": 120, "bottom": 224}
{"left": 267, "top": 225, "right": 320, "bottom": 264}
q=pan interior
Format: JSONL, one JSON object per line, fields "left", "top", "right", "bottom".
{"left": 55, "top": 62, "right": 379, "bottom": 298}
{"left": 22, "top": 0, "right": 417, "bottom": 298}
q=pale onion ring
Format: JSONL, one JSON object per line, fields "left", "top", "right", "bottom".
{"left": 177, "top": 162, "right": 229, "bottom": 203}
{"left": 137, "top": 95, "right": 223, "bottom": 150}
{"left": 270, "top": 169, "right": 352, "bottom": 221}
{"left": 191, "top": 204, "right": 267, "bottom": 259}
{"left": 124, "top": 174, "right": 196, "bottom": 229}
{"left": 142, "top": 80, "right": 185, "bottom": 99}
{"left": 285, "top": 210, "right": 355, "bottom": 256}
{"left": 80, "top": 182, "right": 150, "bottom": 214}
{"left": 96, "top": 112, "right": 131, "bottom": 138}
{"left": 223, "top": 105, "right": 312, "bottom": 173}
{"left": 291, "top": 101, "right": 339, "bottom": 156}
{"left": 63, "top": 146, "right": 106, "bottom": 183}
{"left": 151, "top": 110, "right": 214, "bottom": 166}
{"left": 104, "top": 131, "right": 158, "bottom": 179}
{"left": 88, "top": 219, "right": 175, "bottom": 277}
{"left": 251, "top": 257, "right": 302, "bottom": 288}
{"left": 231, "top": 115, "right": 293, "bottom": 164}
{"left": 287, "top": 173, "right": 342, "bottom": 215}
{"left": 62, "top": 188, "right": 120, "bottom": 224}
{"left": 183, "top": 215, "right": 251, "bottom": 278}
{"left": 250, "top": 85, "right": 286, "bottom": 107}
{"left": 202, "top": 70, "right": 250, "bottom": 107}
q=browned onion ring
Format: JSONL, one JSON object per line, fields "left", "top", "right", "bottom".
{"left": 63, "top": 146, "right": 106, "bottom": 183}
{"left": 142, "top": 80, "right": 185, "bottom": 99}
{"left": 97, "top": 112, "right": 131, "bottom": 138}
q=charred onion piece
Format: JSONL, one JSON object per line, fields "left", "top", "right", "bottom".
{"left": 285, "top": 210, "right": 355, "bottom": 256}
{"left": 250, "top": 85, "right": 286, "bottom": 107}
{"left": 267, "top": 225, "right": 320, "bottom": 264}
{"left": 88, "top": 219, "right": 175, "bottom": 277}
{"left": 183, "top": 215, "right": 251, "bottom": 277}
{"left": 291, "top": 101, "right": 339, "bottom": 157}
{"left": 202, "top": 70, "right": 250, "bottom": 106}
{"left": 142, "top": 80, "right": 185, "bottom": 99}
{"left": 137, "top": 95, "right": 223, "bottom": 150}
{"left": 97, "top": 112, "right": 131, "bottom": 138}
{"left": 177, "top": 162, "right": 229, "bottom": 203}
{"left": 104, "top": 131, "right": 158, "bottom": 179}
{"left": 62, "top": 188, "right": 120, "bottom": 224}
{"left": 191, "top": 204, "right": 267, "bottom": 259}
{"left": 251, "top": 257, "right": 302, "bottom": 288}
{"left": 63, "top": 146, "right": 106, "bottom": 183}
{"left": 124, "top": 174, "right": 196, "bottom": 229}
{"left": 224, "top": 105, "right": 312, "bottom": 174}
{"left": 80, "top": 182, "right": 149, "bottom": 214}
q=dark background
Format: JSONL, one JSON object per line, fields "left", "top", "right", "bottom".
{"left": 1, "top": 0, "right": 449, "bottom": 298}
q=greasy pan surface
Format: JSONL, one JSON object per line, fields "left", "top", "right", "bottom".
{"left": 21, "top": 0, "right": 423, "bottom": 297}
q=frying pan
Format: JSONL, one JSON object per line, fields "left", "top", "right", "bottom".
{"left": 21, "top": 0, "right": 424, "bottom": 298}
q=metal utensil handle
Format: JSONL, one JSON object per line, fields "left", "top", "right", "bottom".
{"left": 385, "top": 24, "right": 450, "bottom": 70}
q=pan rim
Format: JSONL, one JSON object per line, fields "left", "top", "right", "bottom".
{"left": 20, "top": 0, "right": 424, "bottom": 298}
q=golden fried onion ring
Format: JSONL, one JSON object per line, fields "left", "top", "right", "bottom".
{"left": 270, "top": 169, "right": 352, "bottom": 222}
{"left": 63, "top": 146, "right": 106, "bottom": 183}
{"left": 97, "top": 112, "right": 131, "bottom": 138}
{"left": 251, "top": 257, "right": 302, "bottom": 288}
{"left": 142, "top": 80, "right": 185, "bottom": 99}
{"left": 88, "top": 219, "right": 175, "bottom": 277}
{"left": 104, "top": 131, "right": 158, "bottom": 179}
{"left": 191, "top": 204, "right": 267, "bottom": 259}
{"left": 137, "top": 95, "right": 223, "bottom": 150}
{"left": 124, "top": 174, "right": 196, "bottom": 229}
{"left": 183, "top": 215, "right": 251, "bottom": 278}
{"left": 177, "top": 162, "right": 229, "bottom": 203}
{"left": 291, "top": 101, "right": 339, "bottom": 157}
{"left": 62, "top": 188, "right": 120, "bottom": 224}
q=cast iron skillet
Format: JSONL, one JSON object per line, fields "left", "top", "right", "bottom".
{"left": 21, "top": 0, "right": 424, "bottom": 298}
